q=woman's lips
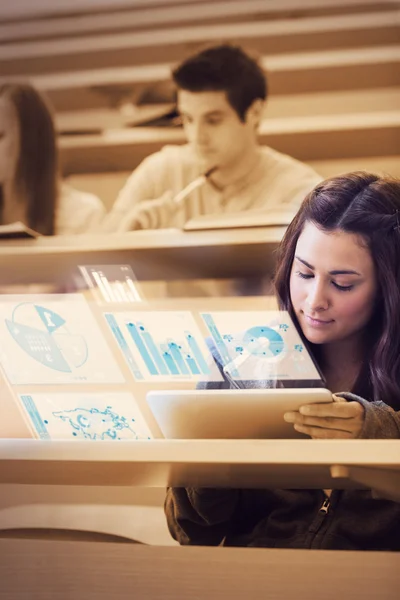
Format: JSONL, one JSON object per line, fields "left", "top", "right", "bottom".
{"left": 304, "top": 314, "right": 334, "bottom": 327}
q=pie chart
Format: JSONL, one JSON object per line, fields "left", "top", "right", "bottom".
{"left": 5, "top": 302, "right": 88, "bottom": 373}
{"left": 242, "top": 325, "right": 285, "bottom": 359}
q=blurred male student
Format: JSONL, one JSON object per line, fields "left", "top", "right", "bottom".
{"left": 103, "top": 44, "right": 321, "bottom": 232}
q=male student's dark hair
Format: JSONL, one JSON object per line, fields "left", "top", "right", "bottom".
{"left": 172, "top": 44, "right": 267, "bottom": 122}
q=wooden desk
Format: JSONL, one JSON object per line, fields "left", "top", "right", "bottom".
{"left": 0, "top": 439, "right": 398, "bottom": 599}
{"left": 0, "top": 439, "right": 399, "bottom": 500}
{"left": 0, "top": 226, "right": 284, "bottom": 285}
{"left": 0, "top": 439, "right": 398, "bottom": 545}
{"left": 1, "top": 10, "right": 399, "bottom": 76}
{"left": 0, "top": 539, "right": 399, "bottom": 599}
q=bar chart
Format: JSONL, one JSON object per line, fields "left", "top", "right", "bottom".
{"left": 79, "top": 265, "right": 142, "bottom": 304}
{"left": 105, "top": 311, "right": 222, "bottom": 383}
{"left": 127, "top": 322, "right": 209, "bottom": 377}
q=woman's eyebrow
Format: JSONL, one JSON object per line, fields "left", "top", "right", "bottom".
{"left": 294, "top": 255, "right": 361, "bottom": 276}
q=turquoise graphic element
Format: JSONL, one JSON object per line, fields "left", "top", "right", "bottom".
{"left": 202, "top": 314, "right": 288, "bottom": 381}
{"left": 52, "top": 406, "right": 150, "bottom": 440}
{"left": 202, "top": 313, "right": 240, "bottom": 377}
{"left": 185, "top": 331, "right": 209, "bottom": 373}
{"left": 53, "top": 333, "right": 88, "bottom": 368}
{"left": 20, "top": 395, "right": 51, "bottom": 440}
{"left": 35, "top": 305, "right": 66, "bottom": 333}
{"left": 185, "top": 354, "right": 200, "bottom": 375}
{"left": 243, "top": 326, "right": 285, "bottom": 358}
{"left": 6, "top": 302, "right": 90, "bottom": 373}
{"left": 138, "top": 322, "right": 169, "bottom": 375}
{"left": 160, "top": 343, "right": 180, "bottom": 375}
{"left": 127, "top": 322, "right": 159, "bottom": 375}
{"left": 5, "top": 319, "right": 72, "bottom": 372}
{"left": 105, "top": 315, "right": 144, "bottom": 380}
{"left": 168, "top": 341, "right": 190, "bottom": 375}
{"left": 117, "top": 316, "right": 210, "bottom": 379}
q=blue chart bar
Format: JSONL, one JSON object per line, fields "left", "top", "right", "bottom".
{"left": 20, "top": 395, "right": 51, "bottom": 440}
{"left": 160, "top": 344, "right": 180, "bottom": 375}
{"left": 122, "top": 318, "right": 209, "bottom": 379}
{"left": 185, "top": 354, "right": 200, "bottom": 375}
{"left": 185, "top": 331, "right": 209, "bottom": 375}
{"left": 126, "top": 322, "right": 158, "bottom": 375}
{"left": 138, "top": 323, "right": 169, "bottom": 375}
{"left": 201, "top": 314, "right": 239, "bottom": 377}
{"left": 105, "top": 315, "right": 144, "bottom": 380}
{"left": 168, "top": 341, "right": 190, "bottom": 375}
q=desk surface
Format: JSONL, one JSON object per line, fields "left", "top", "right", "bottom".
{"left": 0, "top": 439, "right": 398, "bottom": 491}
{"left": 0, "top": 226, "right": 284, "bottom": 284}
{"left": 1, "top": 539, "right": 399, "bottom": 600}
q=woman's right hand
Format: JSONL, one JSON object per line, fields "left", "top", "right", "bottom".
{"left": 284, "top": 395, "right": 365, "bottom": 439}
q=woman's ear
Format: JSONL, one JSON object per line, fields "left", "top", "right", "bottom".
{"left": 246, "top": 99, "right": 265, "bottom": 129}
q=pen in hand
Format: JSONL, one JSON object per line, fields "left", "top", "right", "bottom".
{"left": 118, "top": 166, "right": 219, "bottom": 231}
{"left": 172, "top": 166, "right": 218, "bottom": 207}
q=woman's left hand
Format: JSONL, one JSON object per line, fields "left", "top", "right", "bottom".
{"left": 284, "top": 397, "right": 365, "bottom": 439}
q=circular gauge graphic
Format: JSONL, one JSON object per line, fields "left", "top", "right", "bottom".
{"left": 5, "top": 302, "right": 88, "bottom": 373}
{"left": 242, "top": 326, "right": 285, "bottom": 359}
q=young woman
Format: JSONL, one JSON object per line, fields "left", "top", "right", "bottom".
{"left": 0, "top": 82, "right": 105, "bottom": 235}
{"left": 165, "top": 171, "right": 400, "bottom": 550}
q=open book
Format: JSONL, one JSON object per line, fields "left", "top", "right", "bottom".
{"left": 183, "top": 208, "right": 297, "bottom": 231}
{"left": 0, "top": 222, "right": 41, "bottom": 239}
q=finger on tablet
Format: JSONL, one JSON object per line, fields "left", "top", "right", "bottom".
{"left": 332, "top": 394, "right": 347, "bottom": 403}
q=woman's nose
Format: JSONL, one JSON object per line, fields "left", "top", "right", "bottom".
{"left": 306, "top": 281, "right": 330, "bottom": 312}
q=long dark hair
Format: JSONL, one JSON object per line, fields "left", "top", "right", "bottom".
{"left": 0, "top": 83, "right": 58, "bottom": 235}
{"left": 274, "top": 171, "right": 400, "bottom": 409}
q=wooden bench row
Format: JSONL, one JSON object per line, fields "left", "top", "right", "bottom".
{"left": 3, "top": 45, "right": 400, "bottom": 112}
{"left": 1, "top": 0, "right": 397, "bottom": 44}
{"left": 1, "top": 10, "right": 399, "bottom": 76}
{"left": 54, "top": 87, "right": 400, "bottom": 134}
{"left": 0, "top": 0, "right": 239, "bottom": 22}
{"left": 59, "top": 110, "right": 400, "bottom": 175}
{"left": 1, "top": 0, "right": 398, "bottom": 204}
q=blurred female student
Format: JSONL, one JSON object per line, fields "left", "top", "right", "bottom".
{"left": 166, "top": 171, "right": 400, "bottom": 550}
{"left": 0, "top": 82, "right": 105, "bottom": 235}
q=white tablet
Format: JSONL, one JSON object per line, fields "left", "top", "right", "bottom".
{"left": 146, "top": 388, "right": 333, "bottom": 440}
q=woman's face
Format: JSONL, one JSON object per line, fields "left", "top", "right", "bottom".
{"left": 0, "top": 96, "right": 19, "bottom": 185}
{"left": 289, "top": 221, "right": 378, "bottom": 348}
